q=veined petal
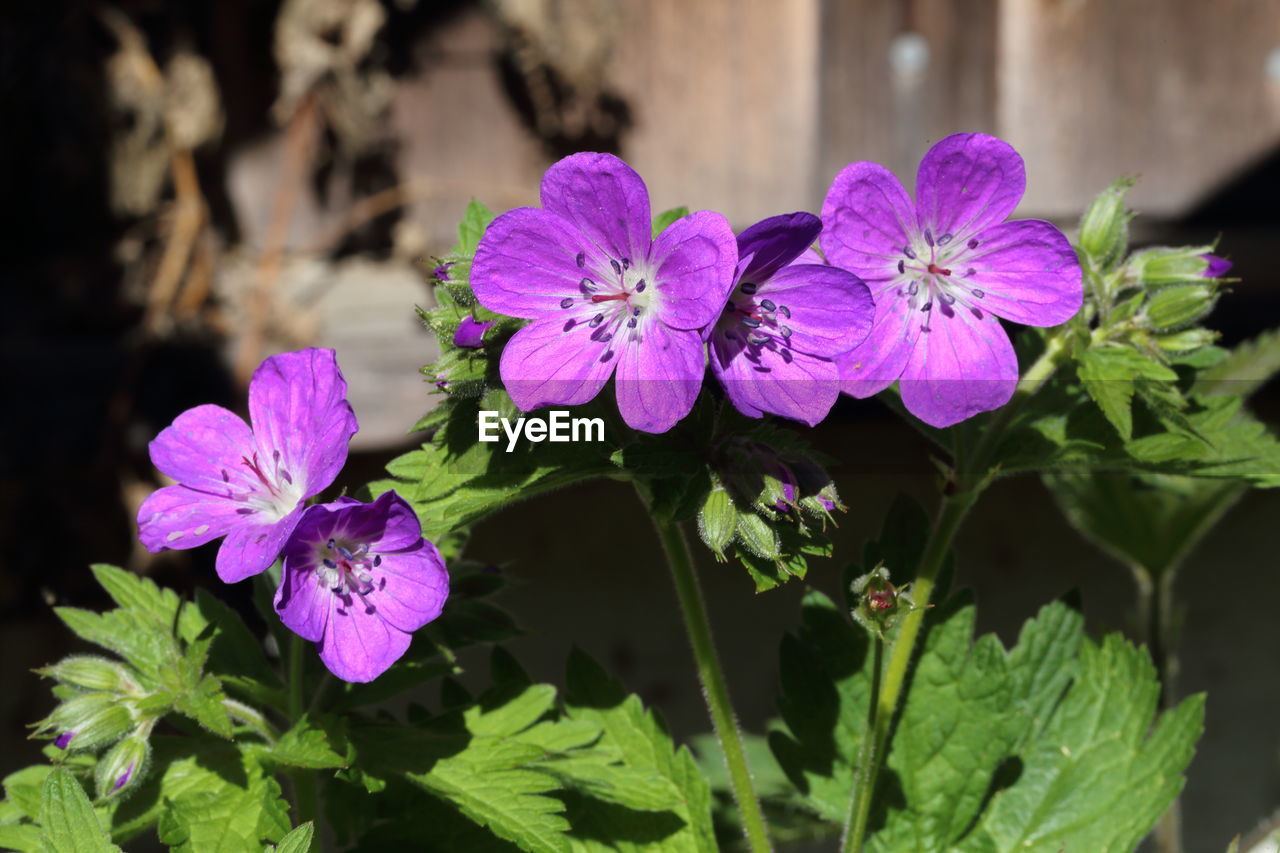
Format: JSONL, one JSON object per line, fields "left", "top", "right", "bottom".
{"left": 369, "top": 541, "right": 449, "bottom": 633}
{"left": 760, "top": 264, "right": 873, "bottom": 357}
{"left": 899, "top": 302, "right": 1018, "bottom": 428}
{"left": 248, "top": 348, "right": 357, "bottom": 499}
{"left": 319, "top": 594, "right": 411, "bottom": 683}
{"left": 737, "top": 212, "right": 822, "bottom": 283}
{"left": 540, "top": 152, "right": 651, "bottom": 267}
{"left": 820, "top": 161, "right": 916, "bottom": 281}
{"left": 613, "top": 322, "right": 705, "bottom": 433}
{"left": 275, "top": 522, "right": 330, "bottom": 643}
{"left": 148, "top": 404, "right": 255, "bottom": 492}
{"left": 336, "top": 491, "right": 425, "bottom": 553}
{"left": 498, "top": 313, "right": 618, "bottom": 411}
{"left": 215, "top": 505, "right": 304, "bottom": 583}
{"left": 651, "top": 210, "right": 738, "bottom": 330}
{"left": 915, "top": 133, "right": 1025, "bottom": 244}
{"left": 136, "top": 484, "right": 245, "bottom": 553}
{"left": 472, "top": 207, "right": 595, "bottom": 319}
{"left": 839, "top": 284, "right": 922, "bottom": 397}
{"left": 963, "top": 219, "right": 1083, "bottom": 327}
{"left": 711, "top": 334, "right": 841, "bottom": 427}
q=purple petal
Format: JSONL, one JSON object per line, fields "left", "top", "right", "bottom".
{"left": 651, "top": 210, "right": 738, "bottom": 331}
{"left": 792, "top": 246, "right": 825, "bottom": 266}
{"left": 498, "top": 314, "right": 617, "bottom": 411}
{"left": 540, "top": 152, "right": 651, "bottom": 270}
{"left": 472, "top": 207, "right": 593, "bottom": 319}
{"left": 275, "top": 507, "right": 338, "bottom": 642}
{"left": 914, "top": 133, "right": 1026, "bottom": 243}
{"left": 147, "top": 404, "right": 255, "bottom": 492}
{"left": 248, "top": 348, "right": 358, "bottom": 501}
{"left": 711, "top": 335, "right": 841, "bottom": 426}
{"left": 453, "top": 316, "right": 494, "bottom": 348}
{"left": 319, "top": 594, "right": 412, "bottom": 683}
{"left": 137, "top": 484, "right": 246, "bottom": 554}
{"left": 898, "top": 304, "right": 1018, "bottom": 428}
{"left": 963, "top": 219, "right": 1083, "bottom": 326}
{"left": 759, "top": 264, "right": 873, "bottom": 358}
{"left": 334, "top": 491, "right": 425, "bottom": 552}
{"left": 736, "top": 213, "right": 822, "bottom": 283}
{"left": 1201, "top": 253, "right": 1232, "bottom": 278}
{"left": 368, "top": 541, "right": 449, "bottom": 633}
{"left": 839, "top": 286, "right": 923, "bottom": 397}
{"left": 216, "top": 505, "right": 304, "bottom": 583}
{"left": 55, "top": 732, "right": 75, "bottom": 749}
{"left": 113, "top": 763, "right": 135, "bottom": 791}
{"left": 820, "top": 161, "right": 916, "bottom": 282}
{"left": 613, "top": 322, "right": 706, "bottom": 433}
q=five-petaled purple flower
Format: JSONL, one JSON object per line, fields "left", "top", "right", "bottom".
{"left": 471, "top": 152, "right": 738, "bottom": 433}
{"left": 274, "top": 491, "right": 449, "bottom": 683}
{"left": 822, "top": 133, "right": 1083, "bottom": 428}
{"left": 709, "top": 213, "right": 874, "bottom": 426}
{"left": 137, "top": 348, "right": 359, "bottom": 583}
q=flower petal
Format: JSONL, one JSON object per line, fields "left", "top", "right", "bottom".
{"left": 148, "top": 404, "right": 255, "bottom": 491}
{"left": 498, "top": 313, "right": 618, "bottom": 411}
{"left": 737, "top": 212, "right": 822, "bottom": 283}
{"left": 333, "top": 491, "right": 425, "bottom": 553}
{"left": 275, "top": 516, "right": 333, "bottom": 643}
{"left": 319, "top": 595, "right": 411, "bottom": 683}
{"left": 540, "top": 152, "right": 651, "bottom": 268}
{"left": 898, "top": 302, "right": 1018, "bottom": 428}
{"left": 215, "top": 506, "right": 304, "bottom": 583}
{"left": 711, "top": 335, "right": 841, "bottom": 426}
{"left": 914, "top": 133, "right": 1025, "bottom": 244}
{"left": 760, "top": 264, "right": 874, "bottom": 357}
{"left": 820, "top": 161, "right": 916, "bottom": 281}
{"left": 963, "top": 219, "right": 1083, "bottom": 326}
{"left": 453, "top": 316, "right": 494, "bottom": 348}
{"left": 136, "top": 484, "right": 245, "bottom": 553}
{"left": 472, "top": 207, "right": 595, "bottom": 319}
{"left": 370, "top": 541, "right": 449, "bottom": 633}
{"left": 839, "top": 286, "right": 923, "bottom": 397}
{"left": 613, "top": 322, "right": 705, "bottom": 433}
{"left": 248, "top": 348, "right": 358, "bottom": 500}
{"left": 651, "top": 210, "right": 738, "bottom": 330}
{"left": 1201, "top": 253, "right": 1232, "bottom": 278}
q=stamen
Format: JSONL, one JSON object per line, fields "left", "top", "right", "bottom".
{"left": 968, "top": 238, "right": 980, "bottom": 249}
{"left": 897, "top": 260, "right": 905, "bottom": 274}
{"left": 972, "top": 288, "right": 985, "bottom": 298}
{"left": 938, "top": 232, "right": 953, "bottom": 245}
{"left": 327, "top": 538, "right": 336, "bottom": 550}
{"left": 589, "top": 314, "right": 605, "bottom": 327}
{"left": 632, "top": 306, "right": 642, "bottom": 316}
{"left": 580, "top": 278, "right": 598, "bottom": 292}
{"left": 903, "top": 246, "right": 916, "bottom": 260}
{"left": 939, "top": 292, "right": 956, "bottom": 305}
{"left": 779, "top": 325, "right": 793, "bottom": 338}
{"left": 627, "top": 317, "right": 637, "bottom": 328}
{"left": 779, "top": 305, "right": 791, "bottom": 318}
{"left": 622, "top": 257, "right": 630, "bottom": 270}
{"left": 740, "top": 282, "right": 758, "bottom": 295}
{"left": 560, "top": 297, "right": 574, "bottom": 309}
{"left": 760, "top": 299, "right": 776, "bottom": 311}
{"left": 924, "top": 228, "right": 935, "bottom": 247}
{"left": 323, "top": 558, "right": 337, "bottom": 569}
{"left": 634, "top": 279, "right": 647, "bottom": 293}
{"left": 927, "top": 263, "right": 952, "bottom": 276}
{"left": 907, "top": 280, "right": 919, "bottom": 296}
{"left": 741, "top": 316, "right": 762, "bottom": 328}
{"left": 373, "top": 555, "right": 382, "bottom": 567}
{"left": 922, "top": 302, "right": 933, "bottom": 312}
{"left": 590, "top": 292, "right": 629, "bottom": 304}
{"left": 576, "top": 251, "right": 586, "bottom": 268}
{"left": 610, "top": 259, "right": 622, "bottom": 275}
{"left": 747, "top": 333, "right": 770, "bottom": 346}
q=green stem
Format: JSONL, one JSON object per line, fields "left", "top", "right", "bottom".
{"left": 651, "top": 514, "right": 772, "bottom": 853}
{"left": 842, "top": 636, "right": 883, "bottom": 851}
{"left": 224, "top": 698, "right": 279, "bottom": 744}
{"left": 287, "top": 634, "right": 319, "bottom": 829}
{"left": 843, "top": 329, "right": 1069, "bottom": 852}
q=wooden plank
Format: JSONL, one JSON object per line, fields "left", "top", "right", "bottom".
{"left": 999, "top": 0, "right": 1280, "bottom": 217}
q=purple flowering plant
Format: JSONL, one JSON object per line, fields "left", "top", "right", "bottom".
{"left": 18, "top": 136, "right": 1280, "bottom": 853}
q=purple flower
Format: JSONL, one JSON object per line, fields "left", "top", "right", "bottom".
{"left": 54, "top": 731, "right": 75, "bottom": 749}
{"left": 821, "top": 133, "right": 1082, "bottom": 428}
{"left": 137, "top": 348, "right": 359, "bottom": 583}
{"left": 274, "top": 491, "right": 449, "bottom": 683}
{"left": 709, "top": 213, "right": 873, "bottom": 426}
{"left": 453, "top": 315, "right": 494, "bottom": 348}
{"left": 113, "top": 763, "right": 135, "bottom": 792}
{"left": 433, "top": 263, "right": 452, "bottom": 282}
{"left": 1201, "top": 253, "right": 1232, "bottom": 278}
{"left": 471, "top": 152, "right": 738, "bottom": 433}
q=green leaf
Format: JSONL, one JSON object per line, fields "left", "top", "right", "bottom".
{"left": 90, "top": 565, "right": 181, "bottom": 627}
{"left": 266, "top": 717, "right": 348, "bottom": 770}
{"left": 1195, "top": 325, "right": 1280, "bottom": 399}
{"left": 37, "top": 769, "right": 119, "bottom": 853}
{"left": 540, "top": 758, "right": 681, "bottom": 812}
{"left": 956, "top": 637, "right": 1203, "bottom": 853}
{"left": 651, "top": 207, "right": 689, "bottom": 239}
{"left": 268, "top": 821, "right": 315, "bottom": 853}
{"left": 563, "top": 649, "right": 717, "bottom": 852}
{"left": 156, "top": 742, "right": 291, "bottom": 853}
{"left": 170, "top": 674, "right": 233, "bottom": 739}
{"left": 0, "top": 823, "right": 42, "bottom": 852}
{"left": 53, "top": 607, "right": 174, "bottom": 679}
{"left": 1077, "top": 346, "right": 1177, "bottom": 440}
{"left": 457, "top": 200, "right": 496, "bottom": 255}
{"left": 179, "top": 590, "right": 281, "bottom": 694}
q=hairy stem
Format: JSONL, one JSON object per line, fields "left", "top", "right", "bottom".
{"left": 844, "top": 329, "right": 1068, "bottom": 851}
{"left": 842, "top": 636, "right": 883, "bottom": 852}
{"left": 650, "top": 513, "right": 772, "bottom": 853}
{"left": 287, "top": 634, "right": 320, "bottom": 830}
{"left": 223, "top": 698, "right": 279, "bottom": 744}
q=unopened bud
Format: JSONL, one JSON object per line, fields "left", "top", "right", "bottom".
{"left": 1200, "top": 253, "right": 1232, "bottom": 278}
{"left": 39, "top": 656, "right": 136, "bottom": 694}
{"left": 735, "top": 512, "right": 781, "bottom": 560}
{"left": 94, "top": 731, "right": 150, "bottom": 798}
{"left": 1155, "top": 328, "right": 1218, "bottom": 352}
{"left": 1078, "top": 177, "right": 1135, "bottom": 268}
{"left": 1127, "top": 246, "right": 1216, "bottom": 288}
{"left": 697, "top": 486, "right": 738, "bottom": 560}
{"left": 39, "top": 693, "right": 135, "bottom": 752}
{"left": 1146, "top": 284, "right": 1216, "bottom": 330}
{"left": 850, "top": 565, "right": 916, "bottom": 639}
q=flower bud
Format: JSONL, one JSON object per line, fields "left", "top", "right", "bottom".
{"left": 697, "top": 485, "right": 738, "bottom": 561}
{"left": 1200, "top": 253, "right": 1232, "bottom": 278}
{"left": 94, "top": 731, "right": 150, "bottom": 799}
{"left": 1127, "top": 246, "right": 1215, "bottom": 288}
{"left": 1145, "top": 284, "right": 1216, "bottom": 331}
{"left": 1154, "top": 328, "right": 1218, "bottom": 352}
{"left": 735, "top": 511, "right": 781, "bottom": 560}
{"left": 850, "top": 565, "right": 915, "bottom": 639}
{"left": 1078, "top": 178, "right": 1135, "bottom": 268}
{"left": 38, "top": 656, "right": 137, "bottom": 694}
{"left": 39, "top": 693, "right": 135, "bottom": 752}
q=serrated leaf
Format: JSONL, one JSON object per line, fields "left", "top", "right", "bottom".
{"left": 1077, "top": 346, "right": 1176, "bottom": 440}
{"left": 157, "top": 742, "right": 290, "bottom": 853}
{"left": 179, "top": 589, "right": 280, "bottom": 693}
{"left": 269, "top": 821, "right": 315, "bottom": 853}
{"left": 170, "top": 674, "right": 233, "bottom": 739}
{"left": 1195, "top": 325, "right": 1280, "bottom": 399}
{"left": 266, "top": 717, "right": 348, "bottom": 769}
{"left": 90, "top": 565, "right": 181, "bottom": 627}
{"left": 457, "top": 200, "right": 496, "bottom": 255}
{"left": 53, "top": 607, "right": 175, "bottom": 678}
{"left": 541, "top": 758, "right": 681, "bottom": 812}
{"left": 37, "top": 769, "right": 119, "bottom": 853}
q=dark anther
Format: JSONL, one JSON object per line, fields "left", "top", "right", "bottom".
{"left": 589, "top": 314, "right": 605, "bottom": 327}
{"left": 924, "top": 228, "right": 935, "bottom": 246}
{"left": 972, "top": 288, "right": 985, "bottom": 298}
{"left": 939, "top": 292, "right": 956, "bottom": 305}
{"left": 898, "top": 260, "right": 906, "bottom": 274}
{"left": 622, "top": 257, "right": 630, "bottom": 270}
{"left": 560, "top": 297, "right": 575, "bottom": 309}
{"left": 907, "top": 281, "right": 919, "bottom": 295}
{"left": 576, "top": 252, "right": 586, "bottom": 268}
{"left": 327, "top": 538, "right": 336, "bottom": 550}
{"left": 779, "top": 305, "right": 792, "bottom": 318}
{"left": 922, "top": 301, "right": 933, "bottom": 312}
{"left": 903, "top": 246, "right": 917, "bottom": 259}
{"left": 581, "top": 278, "right": 598, "bottom": 292}
{"left": 373, "top": 555, "right": 382, "bottom": 567}
{"left": 967, "top": 238, "right": 980, "bottom": 249}
{"left": 938, "top": 232, "right": 953, "bottom": 245}
{"left": 761, "top": 299, "right": 776, "bottom": 311}
{"left": 627, "top": 317, "right": 638, "bottom": 328}
{"left": 634, "top": 279, "right": 647, "bottom": 292}
{"left": 610, "top": 259, "right": 622, "bottom": 275}
{"left": 780, "top": 325, "right": 793, "bottom": 338}
{"left": 741, "top": 282, "right": 758, "bottom": 294}
{"left": 323, "top": 558, "right": 337, "bottom": 569}
{"left": 742, "top": 316, "right": 762, "bottom": 328}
